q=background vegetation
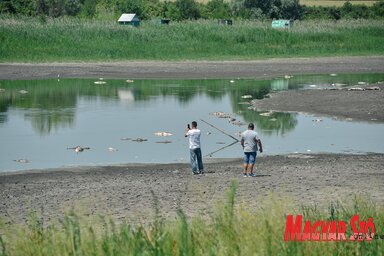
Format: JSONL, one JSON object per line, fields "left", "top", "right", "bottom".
{"left": 0, "top": 0, "right": 383, "bottom": 20}
{"left": 1, "top": 17, "right": 383, "bottom": 62}
{"left": 0, "top": 182, "right": 383, "bottom": 255}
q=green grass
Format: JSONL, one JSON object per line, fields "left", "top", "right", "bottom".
{"left": 0, "top": 17, "right": 384, "bottom": 62}
{"left": 0, "top": 181, "right": 383, "bottom": 255}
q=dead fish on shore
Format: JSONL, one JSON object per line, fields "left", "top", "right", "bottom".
{"left": 230, "top": 120, "right": 246, "bottom": 126}
{"left": 131, "top": 138, "right": 148, "bottom": 142}
{"left": 241, "top": 95, "right": 253, "bottom": 99}
{"left": 366, "top": 86, "right": 380, "bottom": 90}
{"left": 348, "top": 87, "right": 365, "bottom": 91}
{"left": 13, "top": 159, "right": 30, "bottom": 163}
{"left": 156, "top": 140, "right": 172, "bottom": 144}
{"left": 154, "top": 132, "right": 173, "bottom": 137}
{"left": 94, "top": 78, "right": 106, "bottom": 85}
{"left": 259, "top": 112, "right": 273, "bottom": 117}
{"left": 120, "top": 137, "right": 132, "bottom": 141}
{"left": 67, "top": 146, "right": 90, "bottom": 153}
{"left": 211, "top": 111, "right": 232, "bottom": 118}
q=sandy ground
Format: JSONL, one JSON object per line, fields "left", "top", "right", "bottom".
{"left": 1, "top": 56, "right": 384, "bottom": 80}
{"left": 1, "top": 56, "right": 383, "bottom": 225}
{"left": 251, "top": 83, "right": 384, "bottom": 123}
{"left": 1, "top": 154, "right": 383, "bottom": 225}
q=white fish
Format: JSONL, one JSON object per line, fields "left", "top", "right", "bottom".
{"left": 108, "top": 147, "right": 118, "bottom": 152}
{"left": 260, "top": 112, "right": 273, "bottom": 117}
{"left": 94, "top": 81, "right": 106, "bottom": 84}
{"left": 126, "top": 79, "right": 134, "bottom": 83}
{"left": 13, "top": 159, "right": 30, "bottom": 163}
{"left": 18, "top": 90, "right": 28, "bottom": 94}
{"left": 154, "top": 132, "right": 173, "bottom": 137}
{"left": 241, "top": 95, "right": 253, "bottom": 99}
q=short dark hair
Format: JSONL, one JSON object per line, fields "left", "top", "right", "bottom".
{"left": 192, "top": 121, "right": 197, "bottom": 127}
{"left": 248, "top": 123, "right": 254, "bottom": 129}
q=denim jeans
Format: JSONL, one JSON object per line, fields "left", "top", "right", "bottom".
{"left": 190, "top": 148, "right": 204, "bottom": 174}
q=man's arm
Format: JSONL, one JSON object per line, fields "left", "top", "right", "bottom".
{"left": 257, "top": 139, "right": 263, "bottom": 153}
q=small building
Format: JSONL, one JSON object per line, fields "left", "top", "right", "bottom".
{"left": 160, "top": 19, "right": 171, "bottom": 25}
{"left": 218, "top": 19, "right": 232, "bottom": 25}
{"left": 118, "top": 13, "right": 140, "bottom": 27}
{"left": 272, "top": 20, "right": 293, "bottom": 29}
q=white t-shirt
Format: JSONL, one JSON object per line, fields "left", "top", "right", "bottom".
{"left": 186, "top": 129, "right": 201, "bottom": 149}
{"left": 241, "top": 130, "right": 259, "bottom": 152}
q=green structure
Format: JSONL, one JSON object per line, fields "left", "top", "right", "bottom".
{"left": 118, "top": 13, "right": 140, "bottom": 27}
{"left": 272, "top": 20, "right": 293, "bottom": 29}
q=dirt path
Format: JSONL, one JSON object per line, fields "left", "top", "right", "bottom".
{"left": 1, "top": 56, "right": 383, "bottom": 80}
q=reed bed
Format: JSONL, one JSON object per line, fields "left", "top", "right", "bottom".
{"left": 0, "top": 181, "right": 383, "bottom": 255}
{"left": 0, "top": 17, "right": 383, "bottom": 62}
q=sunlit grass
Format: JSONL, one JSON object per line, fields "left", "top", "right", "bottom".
{"left": 0, "top": 17, "right": 383, "bottom": 62}
{"left": 300, "top": 0, "right": 377, "bottom": 7}
{"left": 0, "top": 181, "right": 383, "bottom": 255}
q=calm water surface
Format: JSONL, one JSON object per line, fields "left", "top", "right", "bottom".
{"left": 1, "top": 73, "right": 383, "bottom": 172}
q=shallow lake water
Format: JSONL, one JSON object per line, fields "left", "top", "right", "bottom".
{"left": 1, "top": 73, "right": 383, "bottom": 172}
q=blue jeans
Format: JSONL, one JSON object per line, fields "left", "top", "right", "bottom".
{"left": 190, "top": 148, "right": 204, "bottom": 174}
{"left": 243, "top": 152, "right": 256, "bottom": 164}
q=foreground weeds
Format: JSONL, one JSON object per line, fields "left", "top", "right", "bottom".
{"left": 0, "top": 181, "right": 383, "bottom": 255}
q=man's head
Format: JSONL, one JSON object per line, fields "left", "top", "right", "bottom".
{"left": 248, "top": 123, "right": 254, "bottom": 130}
{"left": 192, "top": 121, "right": 197, "bottom": 128}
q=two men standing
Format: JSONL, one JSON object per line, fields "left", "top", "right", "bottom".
{"left": 185, "top": 121, "right": 262, "bottom": 177}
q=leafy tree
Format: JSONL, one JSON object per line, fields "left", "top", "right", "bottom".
{"left": 280, "top": 0, "right": 303, "bottom": 20}
{"left": 81, "top": 0, "right": 98, "bottom": 17}
{"left": 371, "top": 0, "right": 384, "bottom": 18}
{"left": 203, "top": 0, "right": 231, "bottom": 19}
{"left": 115, "top": 0, "right": 146, "bottom": 18}
{"left": 65, "top": 0, "right": 81, "bottom": 16}
{"left": 1, "top": 0, "right": 37, "bottom": 15}
{"left": 159, "top": 1, "right": 181, "bottom": 20}
{"left": 175, "top": 0, "right": 200, "bottom": 20}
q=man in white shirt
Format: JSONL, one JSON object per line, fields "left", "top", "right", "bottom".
{"left": 241, "top": 123, "right": 263, "bottom": 177}
{"left": 185, "top": 121, "right": 205, "bottom": 175}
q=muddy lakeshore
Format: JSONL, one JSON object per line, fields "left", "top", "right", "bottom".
{"left": 0, "top": 56, "right": 383, "bottom": 225}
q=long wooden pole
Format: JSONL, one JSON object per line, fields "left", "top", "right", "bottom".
{"left": 200, "top": 119, "right": 239, "bottom": 142}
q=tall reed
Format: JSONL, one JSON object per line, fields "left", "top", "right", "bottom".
{"left": 1, "top": 17, "right": 383, "bottom": 62}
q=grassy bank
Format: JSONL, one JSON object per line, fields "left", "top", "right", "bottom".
{"left": 0, "top": 182, "right": 383, "bottom": 255}
{"left": 1, "top": 17, "right": 383, "bottom": 62}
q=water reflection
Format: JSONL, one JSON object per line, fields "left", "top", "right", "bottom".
{"left": 1, "top": 73, "right": 384, "bottom": 136}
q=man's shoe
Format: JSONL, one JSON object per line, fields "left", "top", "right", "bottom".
{"left": 249, "top": 173, "right": 256, "bottom": 177}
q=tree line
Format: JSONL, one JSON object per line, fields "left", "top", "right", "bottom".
{"left": 1, "top": 0, "right": 383, "bottom": 20}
